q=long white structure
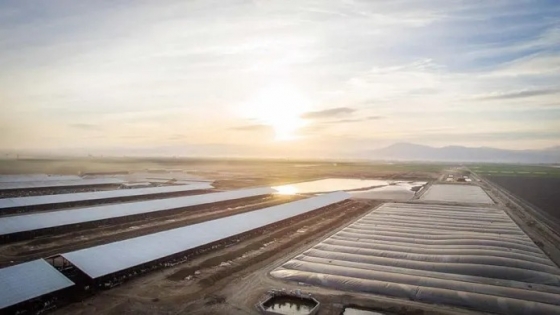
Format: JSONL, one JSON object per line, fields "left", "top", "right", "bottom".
{"left": 0, "top": 260, "right": 74, "bottom": 310}
{"left": 271, "top": 203, "right": 560, "bottom": 315}
{"left": 420, "top": 184, "right": 494, "bottom": 204}
{"left": 0, "top": 174, "right": 81, "bottom": 183}
{"left": 0, "top": 187, "right": 275, "bottom": 236}
{"left": 0, "top": 183, "right": 213, "bottom": 211}
{"left": 62, "top": 191, "right": 350, "bottom": 279}
{"left": 0, "top": 178, "right": 124, "bottom": 191}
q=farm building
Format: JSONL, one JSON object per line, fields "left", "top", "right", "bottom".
{"left": 0, "top": 178, "right": 124, "bottom": 192}
{"left": 0, "top": 174, "right": 81, "bottom": 183}
{"left": 0, "top": 183, "right": 213, "bottom": 214}
{"left": 57, "top": 192, "right": 350, "bottom": 287}
{"left": 0, "top": 187, "right": 275, "bottom": 241}
{"left": 0, "top": 260, "right": 74, "bottom": 314}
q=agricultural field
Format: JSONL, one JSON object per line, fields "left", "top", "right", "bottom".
{"left": 485, "top": 175, "right": 560, "bottom": 225}
{"left": 0, "top": 157, "right": 445, "bottom": 189}
{"left": 470, "top": 164, "right": 560, "bottom": 178}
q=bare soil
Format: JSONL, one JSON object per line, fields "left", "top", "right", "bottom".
{"left": 486, "top": 176, "right": 560, "bottom": 227}
{"left": 474, "top": 173, "right": 560, "bottom": 267}
{"left": 0, "top": 189, "right": 216, "bottom": 216}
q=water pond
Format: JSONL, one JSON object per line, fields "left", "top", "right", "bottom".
{"left": 274, "top": 178, "right": 426, "bottom": 200}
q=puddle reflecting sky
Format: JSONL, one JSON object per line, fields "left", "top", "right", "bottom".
{"left": 263, "top": 297, "right": 316, "bottom": 315}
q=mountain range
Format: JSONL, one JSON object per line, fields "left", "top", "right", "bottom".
{"left": 4, "top": 142, "right": 560, "bottom": 164}
{"left": 369, "top": 143, "right": 560, "bottom": 163}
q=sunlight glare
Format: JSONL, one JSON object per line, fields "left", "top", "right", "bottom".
{"left": 244, "top": 83, "right": 310, "bottom": 141}
{"left": 273, "top": 185, "right": 298, "bottom": 195}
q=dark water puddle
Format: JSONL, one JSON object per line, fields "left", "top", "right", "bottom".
{"left": 263, "top": 296, "right": 317, "bottom": 314}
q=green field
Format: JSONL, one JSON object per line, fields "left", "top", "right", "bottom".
{"left": 469, "top": 164, "right": 560, "bottom": 178}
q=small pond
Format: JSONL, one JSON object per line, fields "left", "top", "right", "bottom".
{"left": 262, "top": 296, "right": 318, "bottom": 315}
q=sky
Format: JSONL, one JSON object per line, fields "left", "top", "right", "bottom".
{"left": 1, "top": 0, "right": 559, "bottom": 158}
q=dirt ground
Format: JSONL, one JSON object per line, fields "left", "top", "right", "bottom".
{"left": 474, "top": 173, "right": 560, "bottom": 268}
{"left": 485, "top": 175, "right": 560, "bottom": 225}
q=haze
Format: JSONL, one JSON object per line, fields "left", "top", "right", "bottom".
{"left": 1, "top": 0, "right": 559, "bottom": 158}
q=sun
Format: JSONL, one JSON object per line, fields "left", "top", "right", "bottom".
{"left": 243, "top": 83, "right": 310, "bottom": 141}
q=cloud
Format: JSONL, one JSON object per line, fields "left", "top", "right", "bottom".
{"left": 479, "top": 89, "right": 560, "bottom": 100}
{"left": 68, "top": 123, "right": 101, "bottom": 130}
{"left": 344, "top": 59, "right": 449, "bottom": 105}
{"left": 1, "top": 0, "right": 560, "bottom": 153}
{"left": 464, "top": 26, "right": 560, "bottom": 61}
{"left": 487, "top": 53, "right": 560, "bottom": 77}
{"left": 229, "top": 124, "right": 271, "bottom": 131}
{"left": 325, "top": 116, "right": 384, "bottom": 124}
{"left": 167, "top": 134, "right": 188, "bottom": 141}
{"left": 301, "top": 107, "right": 355, "bottom": 119}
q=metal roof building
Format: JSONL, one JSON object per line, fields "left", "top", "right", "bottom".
{"left": 0, "top": 260, "right": 74, "bottom": 310}
{"left": 0, "top": 174, "right": 82, "bottom": 183}
{"left": 0, "top": 178, "right": 124, "bottom": 191}
{"left": 62, "top": 191, "right": 350, "bottom": 279}
{"left": 0, "top": 183, "right": 213, "bottom": 211}
{"left": 0, "top": 187, "right": 275, "bottom": 237}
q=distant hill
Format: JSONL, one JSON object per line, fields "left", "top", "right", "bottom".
{"left": 544, "top": 145, "right": 560, "bottom": 152}
{"left": 369, "top": 143, "right": 560, "bottom": 163}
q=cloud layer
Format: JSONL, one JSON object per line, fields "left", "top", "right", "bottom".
{"left": 1, "top": 0, "right": 559, "bottom": 157}
{"left": 301, "top": 107, "right": 356, "bottom": 119}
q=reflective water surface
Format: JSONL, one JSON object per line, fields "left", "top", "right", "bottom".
{"left": 350, "top": 181, "right": 426, "bottom": 200}
{"left": 263, "top": 296, "right": 317, "bottom": 315}
{"left": 274, "top": 178, "right": 426, "bottom": 200}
